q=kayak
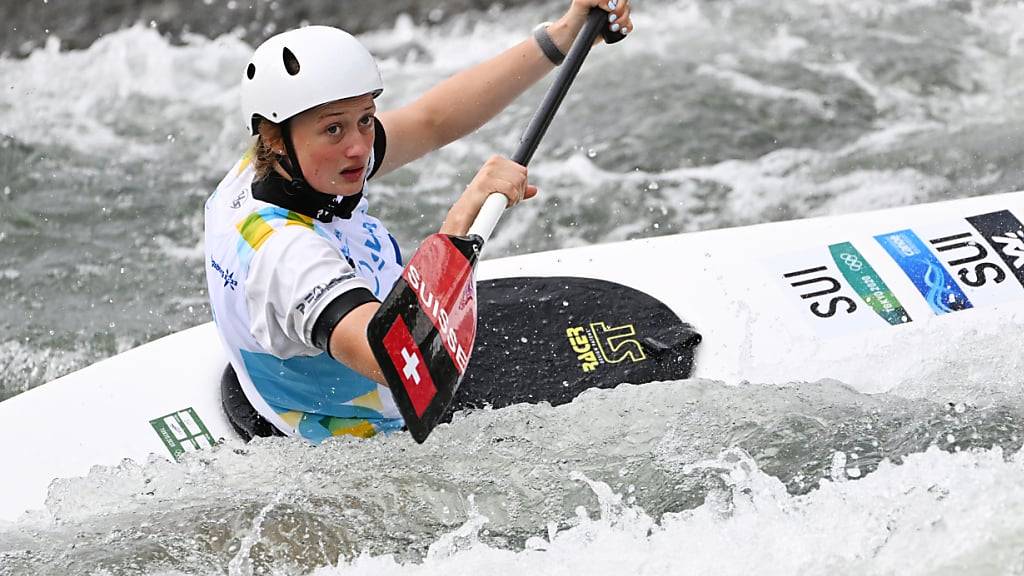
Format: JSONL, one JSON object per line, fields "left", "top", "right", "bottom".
{"left": 2, "top": 190, "right": 1023, "bottom": 522}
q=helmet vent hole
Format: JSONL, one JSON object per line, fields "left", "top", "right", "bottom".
{"left": 246, "top": 63, "right": 256, "bottom": 80}
{"left": 282, "top": 47, "right": 300, "bottom": 76}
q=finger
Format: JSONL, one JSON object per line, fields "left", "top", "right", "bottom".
{"left": 494, "top": 178, "right": 519, "bottom": 208}
{"left": 618, "top": 12, "right": 632, "bottom": 36}
{"left": 607, "top": 0, "right": 627, "bottom": 17}
{"left": 507, "top": 176, "right": 528, "bottom": 205}
{"left": 495, "top": 162, "right": 528, "bottom": 189}
{"left": 524, "top": 185, "right": 539, "bottom": 199}
{"left": 606, "top": 1, "right": 629, "bottom": 35}
{"left": 619, "top": 4, "right": 632, "bottom": 34}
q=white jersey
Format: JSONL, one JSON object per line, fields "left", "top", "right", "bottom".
{"left": 204, "top": 146, "right": 405, "bottom": 443}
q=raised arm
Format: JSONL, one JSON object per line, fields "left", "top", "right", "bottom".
{"left": 373, "top": 0, "right": 633, "bottom": 178}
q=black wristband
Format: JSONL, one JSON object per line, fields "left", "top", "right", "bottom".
{"left": 532, "top": 22, "right": 565, "bottom": 66}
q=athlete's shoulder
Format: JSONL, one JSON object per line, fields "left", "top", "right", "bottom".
{"left": 207, "top": 149, "right": 258, "bottom": 210}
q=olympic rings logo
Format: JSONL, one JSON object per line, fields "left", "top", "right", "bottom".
{"left": 839, "top": 252, "right": 863, "bottom": 271}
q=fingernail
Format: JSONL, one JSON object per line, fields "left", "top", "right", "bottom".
{"left": 608, "top": 0, "right": 617, "bottom": 10}
{"left": 621, "top": 27, "right": 629, "bottom": 35}
{"left": 608, "top": 13, "right": 618, "bottom": 23}
{"left": 610, "top": 22, "right": 620, "bottom": 32}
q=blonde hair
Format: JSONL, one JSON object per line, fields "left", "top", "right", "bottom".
{"left": 251, "top": 119, "right": 283, "bottom": 181}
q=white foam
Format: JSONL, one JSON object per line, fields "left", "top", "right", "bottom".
{"left": 696, "top": 64, "right": 832, "bottom": 118}
{"left": 0, "top": 25, "right": 252, "bottom": 166}
{"left": 318, "top": 446, "right": 1024, "bottom": 576}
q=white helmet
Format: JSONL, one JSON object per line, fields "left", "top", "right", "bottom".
{"left": 241, "top": 26, "right": 383, "bottom": 135}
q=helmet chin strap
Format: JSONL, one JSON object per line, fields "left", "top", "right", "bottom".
{"left": 279, "top": 120, "right": 311, "bottom": 194}
{"left": 276, "top": 119, "right": 364, "bottom": 221}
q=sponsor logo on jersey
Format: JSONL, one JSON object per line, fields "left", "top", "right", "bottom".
{"left": 875, "top": 229, "right": 973, "bottom": 315}
{"left": 230, "top": 188, "right": 247, "bottom": 209}
{"left": 210, "top": 257, "right": 238, "bottom": 291}
{"left": 295, "top": 272, "right": 357, "bottom": 314}
{"left": 566, "top": 322, "right": 647, "bottom": 373}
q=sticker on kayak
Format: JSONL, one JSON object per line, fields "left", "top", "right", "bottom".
{"left": 150, "top": 407, "right": 216, "bottom": 461}
{"left": 565, "top": 322, "right": 647, "bottom": 373}
{"left": 965, "top": 210, "right": 1024, "bottom": 288}
{"left": 876, "top": 212, "right": 1024, "bottom": 314}
{"left": 771, "top": 241, "right": 912, "bottom": 337}
{"left": 875, "top": 229, "right": 973, "bottom": 315}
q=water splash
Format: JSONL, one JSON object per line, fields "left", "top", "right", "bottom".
{"left": 3, "top": 378, "right": 1023, "bottom": 573}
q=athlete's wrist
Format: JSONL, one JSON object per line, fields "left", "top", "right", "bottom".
{"left": 440, "top": 202, "right": 472, "bottom": 236}
{"left": 546, "top": 18, "right": 578, "bottom": 54}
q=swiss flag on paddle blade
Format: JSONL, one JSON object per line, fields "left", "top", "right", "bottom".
{"left": 381, "top": 316, "right": 437, "bottom": 418}
{"left": 368, "top": 233, "right": 483, "bottom": 443}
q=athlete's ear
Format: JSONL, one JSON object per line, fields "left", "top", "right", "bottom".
{"left": 258, "top": 121, "right": 285, "bottom": 156}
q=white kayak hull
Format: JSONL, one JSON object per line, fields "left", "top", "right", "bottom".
{"left": 3, "top": 190, "right": 1024, "bottom": 521}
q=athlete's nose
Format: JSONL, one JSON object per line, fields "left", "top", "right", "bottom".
{"left": 344, "top": 133, "right": 370, "bottom": 159}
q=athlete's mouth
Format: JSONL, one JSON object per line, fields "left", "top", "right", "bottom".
{"left": 339, "top": 166, "right": 365, "bottom": 182}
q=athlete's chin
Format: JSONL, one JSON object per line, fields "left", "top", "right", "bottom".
{"left": 318, "top": 182, "right": 364, "bottom": 197}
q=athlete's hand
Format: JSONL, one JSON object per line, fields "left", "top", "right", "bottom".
{"left": 440, "top": 155, "right": 538, "bottom": 236}
{"left": 548, "top": 0, "right": 633, "bottom": 52}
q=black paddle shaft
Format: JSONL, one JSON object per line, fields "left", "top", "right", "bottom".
{"left": 513, "top": 9, "right": 608, "bottom": 167}
{"left": 367, "top": 9, "right": 614, "bottom": 443}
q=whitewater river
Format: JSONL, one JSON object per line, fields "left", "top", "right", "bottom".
{"left": 3, "top": 0, "right": 1024, "bottom": 573}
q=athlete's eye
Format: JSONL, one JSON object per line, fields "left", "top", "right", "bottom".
{"left": 326, "top": 124, "right": 341, "bottom": 136}
{"left": 359, "top": 115, "right": 373, "bottom": 127}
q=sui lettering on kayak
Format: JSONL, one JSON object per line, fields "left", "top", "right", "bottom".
{"left": 783, "top": 266, "right": 857, "bottom": 318}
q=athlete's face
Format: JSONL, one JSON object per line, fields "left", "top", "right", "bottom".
{"left": 289, "top": 94, "right": 376, "bottom": 196}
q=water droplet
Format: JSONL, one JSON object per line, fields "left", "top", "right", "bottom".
{"left": 846, "top": 467, "right": 862, "bottom": 478}
{"left": 562, "top": 300, "right": 569, "bottom": 307}
{"left": 946, "top": 433, "right": 956, "bottom": 443}
{"left": 647, "top": 181, "right": 660, "bottom": 191}
{"left": 954, "top": 402, "right": 966, "bottom": 414}
{"left": 586, "top": 148, "right": 597, "bottom": 158}
{"left": 166, "top": 134, "right": 176, "bottom": 142}
{"left": 520, "top": 337, "right": 528, "bottom": 343}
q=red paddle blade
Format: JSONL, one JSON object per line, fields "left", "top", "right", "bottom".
{"left": 367, "top": 233, "right": 483, "bottom": 443}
